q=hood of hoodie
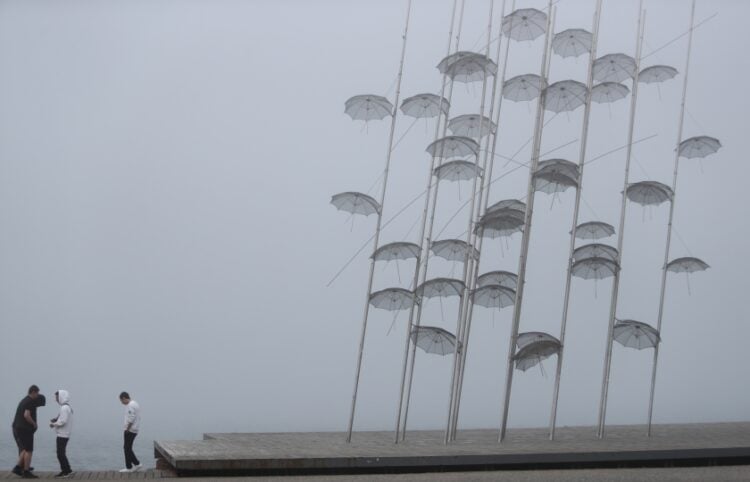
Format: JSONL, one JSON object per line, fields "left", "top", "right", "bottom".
{"left": 56, "top": 390, "right": 70, "bottom": 405}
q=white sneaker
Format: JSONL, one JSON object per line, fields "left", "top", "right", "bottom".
{"left": 132, "top": 464, "right": 143, "bottom": 472}
{"left": 118, "top": 468, "right": 132, "bottom": 473}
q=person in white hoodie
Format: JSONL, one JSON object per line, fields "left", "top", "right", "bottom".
{"left": 49, "top": 390, "right": 73, "bottom": 478}
{"left": 118, "top": 392, "right": 142, "bottom": 473}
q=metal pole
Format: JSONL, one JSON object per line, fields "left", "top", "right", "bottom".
{"left": 346, "top": 0, "right": 414, "bottom": 443}
{"left": 449, "top": 0, "right": 513, "bottom": 441}
{"left": 548, "top": 0, "right": 603, "bottom": 441}
{"left": 498, "top": 0, "right": 554, "bottom": 442}
{"left": 398, "top": 0, "right": 467, "bottom": 441}
{"left": 647, "top": 0, "right": 696, "bottom": 437}
{"left": 596, "top": 2, "right": 645, "bottom": 440}
{"left": 444, "top": 0, "right": 496, "bottom": 444}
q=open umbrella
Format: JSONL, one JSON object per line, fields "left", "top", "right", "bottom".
{"left": 513, "top": 338, "right": 561, "bottom": 372}
{"left": 448, "top": 114, "right": 496, "bottom": 139}
{"left": 613, "top": 319, "right": 660, "bottom": 350}
{"left": 344, "top": 95, "right": 393, "bottom": 121}
{"left": 573, "top": 243, "right": 619, "bottom": 263}
{"left": 678, "top": 136, "right": 722, "bottom": 159}
{"left": 626, "top": 181, "right": 673, "bottom": 206}
{"left": 544, "top": 80, "right": 588, "bottom": 113}
{"left": 431, "top": 239, "right": 479, "bottom": 262}
{"left": 426, "top": 136, "right": 480, "bottom": 159}
{"left": 502, "top": 8, "right": 547, "bottom": 41}
{"left": 593, "top": 53, "right": 636, "bottom": 83}
{"left": 477, "top": 270, "right": 518, "bottom": 290}
{"left": 410, "top": 326, "right": 459, "bottom": 356}
{"left": 591, "top": 82, "right": 630, "bottom": 104}
{"left": 571, "top": 257, "right": 618, "bottom": 280}
{"left": 517, "top": 331, "right": 558, "bottom": 349}
{"left": 638, "top": 65, "right": 678, "bottom": 84}
{"left": 503, "top": 74, "right": 545, "bottom": 102}
{"left": 576, "top": 221, "right": 615, "bottom": 240}
{"left": 487, "top": 199, "right": 526, "bottom": 214}
{"left": 472, "top": 284, "right": 516, "bottom": 309}
{"left": 369, "top": 288, "right": 415, "bottom": 311}
{"left": 372, "top": 242, "right": 421, "bottom": 262}
{"left": 552, "top": 28, "right": 592, "bottom": 58}
{"left": 400, "top": 93, "right": 450, "bottom": 119}
{"left": 534, "top": 159, "right": 579, "bottom": 194}
{"left": 330, "top": 192, "right": 381, "bottom": 216}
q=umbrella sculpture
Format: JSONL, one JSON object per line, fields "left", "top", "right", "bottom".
{"left": 626, "top": 181, "right": 674, "bottom": 206}
{"left": 591, "top": 82, "right": 630, "bottom": 104}
{"left": 448, "top": 114, "right": 496, "bottom": 139}
{"left": 544, "top": 80, "right": 588, "bottom": 113}
{"left": 434, "top": 160, "right": 483, "bottom": 182}
{"left": 472, "top": 284, "right": 516, "bottom": 309}
{"left": 552, "top": 28, "right": 592, "bottom": 58}
{"left": 446, "top": 54, "right": 498, "bottom": 83}
{"left": 513, "top": 338, "right": 561, "bottom": 372}
{"left": 331, "top": 192, "right": 381, "bottom": 216}
{"left": 678, "top": 136, "right": 722, "bottom": 159}
{"left": 369, "top": 288, "right": 415, "bottom": 311}
{"left": 410, "top": 326, "right": 459, "bottom": 356}
{"left": 573, "top": 243, "right": 619, "bottom": 263}
{"left": 667, "top": 256, "right": 710, "bottom": 294}
{"left": 638, "top": 65, "right": 678, "bottom": 84}
{"left": 503, "top": 74, "right": 545, "bottom": 102}
{"left": 571, "top": 256, "right": 619, "bottom": 280}
{"left": 502, "top": 8, "right": 547, "bottom": 42}
{"left": 613, "top": 320, "right": 661, "bottom": 350}
{"left": 436, "top": 51, "right": 481, "bottom": 73}
{"left": 431, "top": 239, "right": 480, "bottom": 263}
{"left": 400, "top": 93, "right": 450, "bottom": 119}
{"left": 533, "top": 159, "right": 580, "bottom": 194}
{"left": 426, "top": 136, "right": 480, "bottom": 159}
{"left": 416, "top": 278, "right": 466, "bottom": 299}
{"left": 593, "top": 53, "right": 637, "bottom": 83}
{"left": 575, "top": 221, "right": 615, "bottom": 240}
{"left": 475, "top": 208, "right": 526, "bottom": 238}
{"left": 477, "top": 270, "right": 518, "bottom": 290}
{"left": 487, "top": 199, "right": 526, "bottom": 214}
{"left": 372, "top": 241, "right": 421, "bottom": 262}
{"left": 344, "top": 95, "right": 394, "bottom": 121}
{"left": 517, "top": 331, "right": 558, "bottom": 350}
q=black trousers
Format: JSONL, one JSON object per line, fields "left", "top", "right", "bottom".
{"left": 123, "top": 431, "right": 140, "bottom": 469}
{"left": 56, "top": 437, "right": 71, "bottom": 473}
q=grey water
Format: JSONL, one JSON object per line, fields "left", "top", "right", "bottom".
{"left": 0, "top": 432, "right": 152, "bottom": 472}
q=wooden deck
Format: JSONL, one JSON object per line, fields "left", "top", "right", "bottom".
{"left": 0, "top": 470, "right": 174, "bottom": 480}
{"left": 153, "top": 421, "right": 750, "bottom": 475}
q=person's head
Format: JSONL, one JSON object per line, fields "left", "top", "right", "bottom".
{"left": 119, "top": 391, "right": 130, "bottom": 405}
{"left": 28, "top": 385, "right": 40, "bottom": 400}
{"left": 55, "top": 390, "right": 70, "bottom": 405}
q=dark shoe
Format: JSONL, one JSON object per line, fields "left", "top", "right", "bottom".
{"left": 21, "top": 471, "right": 38, "bottom": 479}
{"left": 12, "top": 466, "right": 23, "bottom": 476}
{"left": 55, "top": 471, "right": 73, "bottom": 479}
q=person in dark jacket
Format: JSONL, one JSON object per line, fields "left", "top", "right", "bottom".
{"left": 11, "top": 385, "right": 46, "bottom": 479}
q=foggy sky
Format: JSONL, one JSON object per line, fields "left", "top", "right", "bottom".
{"left": 0, "top": 0, "right": 747, "bottom": 445}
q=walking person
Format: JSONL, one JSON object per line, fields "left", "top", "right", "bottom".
{"left": 49, "top": 390, "right": 74, "bottom": 478}
{"left": 118, "top": 392, "right": 142, "bottom": 473}
{"left": 11, "top": 385, "right": 45, "bottom": 479}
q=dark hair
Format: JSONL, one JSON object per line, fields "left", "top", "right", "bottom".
{"left": 119, "top": 391, "right": 130, "bottom": 400}
{"left": 28, "top": 385, "right": 40, "bottom": 395}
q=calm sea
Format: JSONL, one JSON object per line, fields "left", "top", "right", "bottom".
{"left": 1, "top": 431, "right": 153, "bottom": 472}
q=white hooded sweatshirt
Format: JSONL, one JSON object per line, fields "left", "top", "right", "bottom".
{"left": 124, "top": 400, "right": 141, "bottom": 433}
{"left": 51, "top": 390, "right": 73, "bottom": 439}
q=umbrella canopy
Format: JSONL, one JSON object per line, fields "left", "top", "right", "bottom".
{"left": 426, "top": 136, "right": 480, "bottom": 159}
{"left": 434, "top": 160, "right": 483, "bottom": 182}
{"left": 431, "top": 239, "right": 479, "bottom": 262}
{"left": 477, "top": 270, "right": 518, "bottom": 290}
{"left": 502, "top": 8, "right": 547, "bottom": 41}
{"left": 410, "top": 326, "right": 458, "bottom": 356}
{"left": 544, "top": 80, "right": 588, "bottom": 113}
{"left": 400, "top": 93, "right": 450, "bottom": 119}
{"left": 573, "top": 243, "right": 619, "bottom": 263}
{"left": 446, "top": 54, "right": 498, "bottom": 83}
{"left": 503, "top": 74, "right": 545, "bottom": 102}
{"left": 330, "top": 192, "right": 381, "bottom": 216}
{"left": 593, "top": 53, "right": 637, "bottom": 82}
{"left": 678, "top": 136, "right": 722, "bottom": 159}
{"left": 571, "top": 257, "right": 618, "bottom": 280}
{"left": 591, "top": 82, "right": 630, "bottom": 104}
{"left": 667, "top": 256, "right": 710, "bottom": 273}
{"left": 576, "top": 221, "right": 615, "bottom": 240}
{"left": 372, "top": 242, "right": 421, "bottom": 262}
{"left": 448, "top": 114, "right": 496, "bottom": 139}
{"left": 369, "top": 288, "right": 415, "bottom": 311}
{"left": 487, "top": 199, "right": 526, "bottom": 214}
{"left": 639, "top": 65, "right": 678, "bottom": 84}
{"left": 613, "top": 319, "right": 660, "bottom": 350}
{"left": 534, "top": 159, "right": 579, "bottom": 193}
{"left": 552, "top": 28, "right": 592, "bottom": 58}
{"left": 475, "top": 209, "right": 526, "bottom": 238}
{"left": 626, "top": 181, "right": 673, "bottom": 206}
{"left": 472, "top": 284, "right": 516, "bottom": 309}
{"left": 416, "top": 277, "right": 465, "bottom": 299}
{"left": 517, "top": 331, "right": 558, "bottom": 350}
{"left": 513, "top": 338, "right": 561, "bottom": 371}
{"left": 344, "top": 95, "right": 393, "bottom": 121}
{"left": 437, "top": 51, "right": 480, "bottom": 73}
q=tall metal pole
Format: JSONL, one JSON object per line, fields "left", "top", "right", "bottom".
{"left": 444, "top": 0, "right": 497, "bottom": 444}
{"left": 498, "top": 0, "right": 554, "bottom": 442}
{"left": 346, "top": 0, "right": 414, "bottom": 443}
{"left": 647, "top": 0, "right": 696, "bottom": 437}
{"left": 398, "top": 0, "right": 467, "bottom": 441}
{"left": 548, "top": 0, "right": 603, "bottom": 441}
{"left": 448, "top": 0, "right": 513, "bottom": 441}
{"left": 596, "top": 2, "right": 645, "bottom": 439}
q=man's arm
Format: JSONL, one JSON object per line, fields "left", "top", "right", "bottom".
{"left": 23, "top": 409, "right": 37, "bottom": 430}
